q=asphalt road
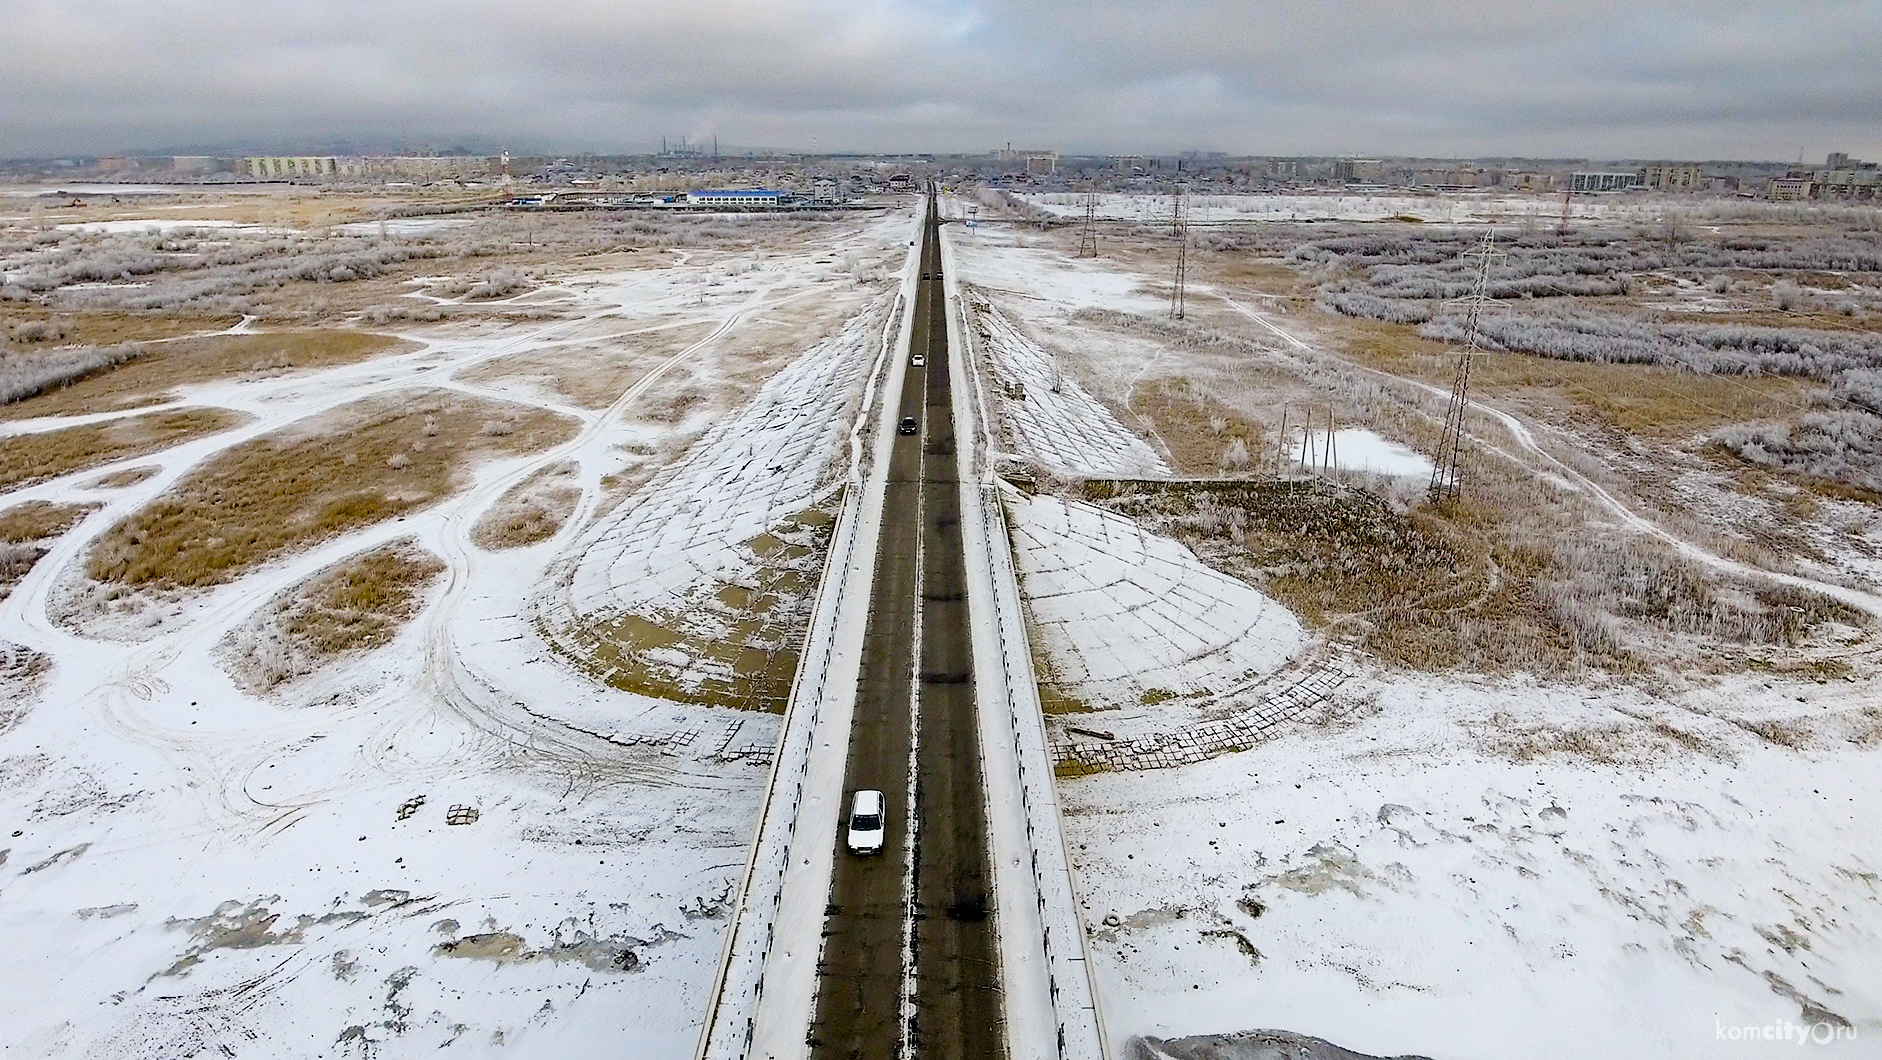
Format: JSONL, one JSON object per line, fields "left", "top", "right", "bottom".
{"left": 810, "top": 197, "right": 1005, "bottom": 1060}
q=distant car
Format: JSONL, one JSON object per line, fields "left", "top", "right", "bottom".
{"left": 911, "top": 354, "right": 926, "bottom": 367}
{"left": 846, "top": 789, "right": 885, "bottom": 855}
{"left": 897, "top": 416, "right": 919, "bottom": 435}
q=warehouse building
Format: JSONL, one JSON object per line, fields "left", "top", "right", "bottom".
{"left": 1570, "top": 171, "right": 1643, "bottom": 193}
{"left": 686, "top": 189, "right": 783, "bottom": 207}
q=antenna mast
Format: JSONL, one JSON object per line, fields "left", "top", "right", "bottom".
{"left": 1168, "top": 182, "right": 1188, "bottom": 319}
{"left": 1428, "top": 230, "right": 1500, "bottom": 504}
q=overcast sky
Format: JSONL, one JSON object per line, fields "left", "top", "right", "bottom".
{"left": 3, "top": 0, "right": 1878, "bottom": 161}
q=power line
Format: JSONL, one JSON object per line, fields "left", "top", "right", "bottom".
{"left": 1169, "top": 182, "right": 1188, "bottom": 320}
{"left": 1077, "top": 182, "right": 1099, "bottom": 258}
{"left": 1429, "top": 230, "right": 1501, "bottom": 504}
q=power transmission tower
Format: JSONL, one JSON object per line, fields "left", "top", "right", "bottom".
{"left": 1428, "top": 230, "right": 1501, "bottom": 505}
{"left": 1077, "top": 183, "right": 1099, "bottom": 257}
{"left": 1169, "top": 182, "right": 1188, "bottom": 319}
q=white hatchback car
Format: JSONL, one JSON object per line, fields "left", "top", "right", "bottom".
{"left": 910, "top": 353, "right": 926, "bottom": 367}
{"left": 846, "top": 789, "right": 886, "bottom": 855}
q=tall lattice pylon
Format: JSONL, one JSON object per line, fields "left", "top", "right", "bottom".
{"left": 1169, "top": 182, "right": 1189, "bottom": 319}
{"left": 1428, "top": 230, "right": 1501, "bottom": 504}
{"left": 1077, "top": 184, "right": 1099, "bottom": 257}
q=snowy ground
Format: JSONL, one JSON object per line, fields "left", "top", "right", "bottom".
{"left": 1289, "top": 428, "right": 1433, "bottom": 481}
{"left": 945, "top": 196, "right": 1882, "bottom": 1057}
{"left": 0, "top": 208, "right": 915, "bottom": 1057}
{"left": 1007, "top": 491, "right": 1302, "bottom": 720}
{"left": 1019, "top": 191, "right": 1791, "bottom": 227}
{"left": 1064, "top": 668, "right": 1882, "bottom": 1060}
{"left": 973, "top": 305, "right": 1170, "bottom": 478}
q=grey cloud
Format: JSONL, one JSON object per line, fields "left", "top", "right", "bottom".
{"left": 1, "top": 0, "right": 1877, "bottom": 158}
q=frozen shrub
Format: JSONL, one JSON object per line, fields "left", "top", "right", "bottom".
{"left": 1321, "top": 289, "right": 1433, "bottom": 324}
{"left": 0, "top": 342, "right": 143, "bottom": 404}
{"left": 465, "top": 267, "right": 527, "bottom": 300}
{"left": 6, "top": 320, "right": 66, "bottom": 343}
{"left": 386, "top": 453, "right": 411, "bottom": 469}
{"left": 1415, "top": 308, "right": 1882, "bottom": 383}
{"left": 1714, "top": 411, "right": 1882, "bottom": 490}
{"left": 1707, "top": 275, "right": 1731, "bottom": 294}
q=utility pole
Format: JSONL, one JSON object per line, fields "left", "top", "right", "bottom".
{"left": 1169, "top": 182, "right": 1188, "bottom": 320}
{"left": 1428, "top": 231, "right": 1501, "bottom": 505}
{"left": 1276, "top": 405, "right": 1289, "bottom": 480}
{"left": 1077, "top": 182, "right": 1099, "bottom": 258}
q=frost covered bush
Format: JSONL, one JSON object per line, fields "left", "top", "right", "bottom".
{"left": 0, "top": 343, "right": 142, "bottom": 404}
{"left": 1416, "top": 309, "right": 1882, "bottom": 382}
{"left": 1714, "top": 411, "right": 1882, "bottom": 491}
{"left": 460, "top": 267, "right": 532, "bottom": 300}
{"left": 1321, "top": 289, "right": 1433, "bottom": 324}
{"left": 5, "top": 320, "right": 67, "bottom": 343}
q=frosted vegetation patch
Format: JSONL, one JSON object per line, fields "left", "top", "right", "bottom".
{"left": 0, "top": 342, "right": 143, "bottom": 404}
{"left": 0, "top": 211, "right": 851, "bottom": 317}
{"left": 1294, "top": 225, "right": 1882, "bottom": 490}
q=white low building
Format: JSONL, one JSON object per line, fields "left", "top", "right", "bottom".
{"left": 686, "top": 189, "right": 783, "bottom": 207}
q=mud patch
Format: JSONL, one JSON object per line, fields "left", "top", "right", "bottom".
{"left": 432, "top": 919, "right": 686, "bottom": 972}
{"left": 1134, "top": 1028, "right": 1434, "bottom": 1060}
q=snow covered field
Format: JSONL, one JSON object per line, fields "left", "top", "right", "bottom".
{"left": 1019, "top": 191, "right": 1809, "bottom": 227}
{"left": 1066, "top": 670, "right": 1882, "bottom": 1060}
{"left": 945, "top": 196, "right": 1882, "bottom": 1057}
{"left": 0, "top": 208, "right": 915, "bottom": 1057}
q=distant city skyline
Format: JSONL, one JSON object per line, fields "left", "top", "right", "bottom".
{"left": 3, "top": 0, "right": 1877, "bottom": 162}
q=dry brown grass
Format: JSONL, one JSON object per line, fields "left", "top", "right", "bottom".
{"left": 1335, "top": 318, "right": 1812, "bottom": 439}
{"left": 1478, "top": 712, "right": 1728, "bottom": 766}
{"left": 0, "top": 330, "right": 412, "bottom": 421}
{"left": 84, "top": 465, "right": 160, "bottom": 489}
{"left": 0, "top": 308, "right": 226, "bottom": 348}
{"left": 471, "top": 462, "right": 581, "bottom": 549}
{"left": 0, "top": 500, "right": 96, "bottom": 543}
{"left": 1127, "top": 376, "right": 1275, "bottom": 475}
{"left": 0, "top": 501, "right": 97, "bottom": 600}
{"left": 222, "top": 539, "right": 446, "bottom": 691}
{"left": 1082, "top": 476, "right": 1866, "bottom": 678}
{"left": 458, "top": 323, "right": 715, "bottom": 409}
{"left": 0, "top": 408, "right": 246, "bottom": 491}
{"left": 87, "top": 390, "right": 577, "bottom": 588}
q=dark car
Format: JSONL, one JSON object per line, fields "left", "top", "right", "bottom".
{"left": 897, "top": 416, "right": 919, "bottom": 435}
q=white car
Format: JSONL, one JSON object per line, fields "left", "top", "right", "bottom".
{"left": 911, "top": 354, "right": 926, "bottom": 367}
{"left": 846, "top": 789, "right": 886, "bottom": 855}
